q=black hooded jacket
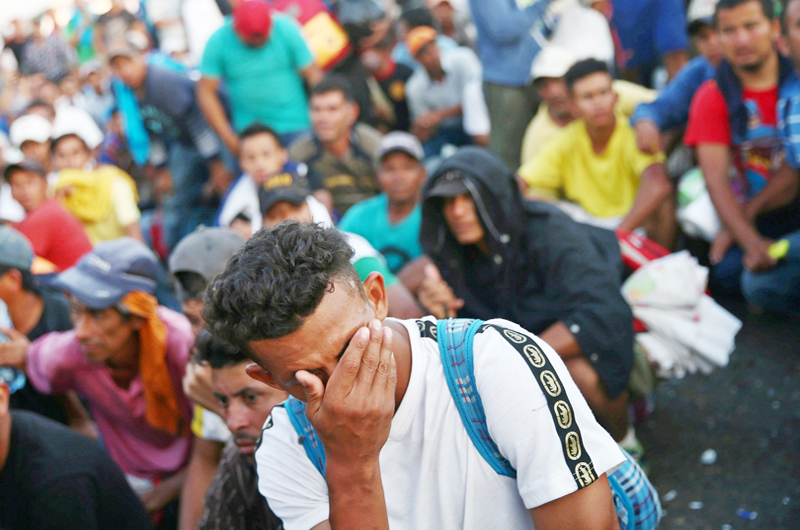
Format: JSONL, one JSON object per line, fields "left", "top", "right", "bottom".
{"left": 420, "top": 147, "right": 633, "bottom": 398}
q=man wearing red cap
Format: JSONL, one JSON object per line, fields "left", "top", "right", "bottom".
{"left": 198, "top": 0, "right": 323, "bottom": 155}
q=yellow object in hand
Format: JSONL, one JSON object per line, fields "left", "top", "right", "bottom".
{"left": 768, "top": 239, "right": 790, "bottom": 260}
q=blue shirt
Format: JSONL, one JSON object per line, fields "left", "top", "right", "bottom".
{"left": 778, "top": 70, "right": 800, "bottom": 169}
{"left": 338, "top": 193, "right": 422, "bottom": 273}
{"left": 612, "top": 0, "right": 689, "bottom": 69}
{"left": 467, "top": 0, "right": 553, "bottom": 86}
{"left": 631, "top": 56, "right": 716, "bottom": 131}
{"left": 200, "top": 15, "right": 314, "bottom": 134}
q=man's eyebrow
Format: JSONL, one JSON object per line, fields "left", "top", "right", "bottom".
{"left": 212, "top": 392, "right": 226, "bottom": 401}
{"left": 232, "top": 387, "right": 259, "bottom": 398}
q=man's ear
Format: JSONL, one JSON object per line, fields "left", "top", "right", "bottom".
{"left": 362, "top": 271, "right": 388, "bottom": 320}
{"left": 348, "top": 102, "right": 360, "bottom": 125}
{"left": 245, "top": 363, "right": 284, "bottom": 392}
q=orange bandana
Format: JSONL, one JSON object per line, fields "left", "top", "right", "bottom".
{"left": 122, "top": 291, "right": 188, "bottom": 437}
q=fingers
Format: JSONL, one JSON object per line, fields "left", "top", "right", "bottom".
{"left": 355, "top": 320, "right": 385, "bottom": 387}
{"left": 330, "top": 327, "right": 370, "bottom": 392}
{"left": 369, "top": 325, "right": 394, "bottom": 393}
{"left": 296, "top": 369, "right": 325, "bottom": 417}
{"left": 424, "top": 263, "right": 442, "bottom": 282}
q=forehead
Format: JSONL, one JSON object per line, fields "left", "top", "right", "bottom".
{"left": 8, "top": 169, "right": 43, "bottom": 183}
{"left": 380, "top": 151, "right": 418, "bottom": 167}
{"left": 247, "top": 280, "right": 367, "bottom": 372}
{"left": 241, "top": 132, "right": 281, "bottom": 152}
{"left": 572, "top": 72, "right": 613, "bottom": 95}
{"left": 716, "top": 1, "right": 769, "bottom": 25}
{"left": 311, "top": 90, "right": 347, "bottom": 107}
{"left": 211, "top": 361, "right": 254, "bottom": 392}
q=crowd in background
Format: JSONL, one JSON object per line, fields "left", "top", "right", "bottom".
{"left": 0, "top": 0, "right": 798, "bottom": 528}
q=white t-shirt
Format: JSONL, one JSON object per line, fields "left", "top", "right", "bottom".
{"left": 256, "top": 317, "right": 624, "bottom": 530}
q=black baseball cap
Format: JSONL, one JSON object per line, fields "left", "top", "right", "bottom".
{"left": 258, "top": 171, "right": 311, "bottom": 216}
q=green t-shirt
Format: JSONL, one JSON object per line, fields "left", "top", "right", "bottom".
{"left": 346, "top": 232, "right": 398, "bottom": 288}
{"left": 199, "top": 15, "right": 313, "bottom": 134}
{"left": 339, "top": 194, "right": 422, "bottom": 273}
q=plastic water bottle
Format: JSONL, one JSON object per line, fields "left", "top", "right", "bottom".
{"left": 0, "top": 300, "right": 26, "bottom": 393}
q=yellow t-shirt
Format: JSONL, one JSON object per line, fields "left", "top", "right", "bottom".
{"left": 518, "top": 118, "right": 665, "bottom": 219}
{"left": 519, "top": 80, "right": 657, "bottom": 165}
{"left": 56, "top": 165, "right": 141, "bottom": 244}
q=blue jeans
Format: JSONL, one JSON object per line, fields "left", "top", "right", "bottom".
{"left": 162, "top": 143, "right": 217, "bottom": 251}
{"left": 740, "top": 229, "right": 800, "bottom": 315}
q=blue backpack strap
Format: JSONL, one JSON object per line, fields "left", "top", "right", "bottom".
{"left": 284, "top": 396, "right": 327, "bottom": 476}
{"left": 434, "top": 318, "right": 516, "bottom": 478}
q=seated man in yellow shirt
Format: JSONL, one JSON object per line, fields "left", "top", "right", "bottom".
{"left": 518, "top": 59, "right": 674, "bottom": 248}
{"left": 519, "top": 45, "right": 657, "bottom": 165}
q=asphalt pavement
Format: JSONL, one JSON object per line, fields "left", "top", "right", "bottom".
{"left": 637, "top": 298, "right": 800, "bottom": 529}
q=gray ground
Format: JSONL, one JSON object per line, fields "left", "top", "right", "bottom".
{"left": 637, "top": 299, "right": 800, "bottom": 529}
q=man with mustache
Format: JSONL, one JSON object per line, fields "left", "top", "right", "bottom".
{"left": 684, "top": 0, "right": 800, "bottom": 305}
{"left": 193, "top": 331, "right": 287, "bottom": 530}
{"left": 3, "top": 238, "right": 195, "bottom": 528}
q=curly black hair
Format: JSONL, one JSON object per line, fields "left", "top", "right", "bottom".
{"left": 203, "top": 222, "right": 360, "bottom": 354}
{"left": 193, "top": 330, "right": 250, "bottom": 369}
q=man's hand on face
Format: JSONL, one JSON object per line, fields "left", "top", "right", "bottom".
{"left": 296, "top": 319, "right": 397, "bottom": 466}
{"left": 743, "top": 236, "right": 777, "bottom": 272}
{"left": 418, "top": 264, "right": 464, "bottom": 319}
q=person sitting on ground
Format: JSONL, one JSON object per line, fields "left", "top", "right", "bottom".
{"left": 202, "top": 221, "right": 628, "bottom": 529}
{"left": 6, "top": 159, "right": 92, "bottom": 271}
{"left": 518, "top": 59, "right": 674, "bottom": 248}
{"left": 684, "top": 0, "right": 800, "bottom": 306}
{"left": 0, "top": 227, "right": 92, "bottom": 434}
{"left": 257, "top": 171, "right": 423, "bottom": 319}
{"left": 0, "top": 371, "right": 154, "bottom": 530}
{"left": 167, "top": 227, "right": 248, "bottom": 530}
{"left": 216, "top": 123, "right": 325, "bottom": 238}
{"left": 357, "top": 25, "right": 414, "bottom": 133}
{"left": 339, "top": 132, "right": 426, "bottom": 276}
{"left": 2, "top": 238, "right": 196, "bottom": 527}
{"left": 51, "top": 126, "right": 144, "bottom": 244}
{"left": 419, "top": 147, "right": 639, "bottom": 451}
{"left": 520, "top": 45, "right": 657, "bottom": 165}
{"left": 405, "top": 26, "right": 490, "bottom": 157}
{"left": 631, "top": 2, "right": 725, "bottom": 155}
{"left": 289, "top": 74, "right": 383, "bottom": 216}
{"left": 192, "top": 331, "right": 286, "bottom": 530}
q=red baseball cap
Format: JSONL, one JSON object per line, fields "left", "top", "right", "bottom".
{"left": 233, "top": 0, "right": 273, "bottom": 42}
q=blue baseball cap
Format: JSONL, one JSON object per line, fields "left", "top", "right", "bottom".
{"left": 53, "top": 237, "right": 159, "bottom": 310}
{"left": 0, "top": 226, "right": 34, "bottom": 271}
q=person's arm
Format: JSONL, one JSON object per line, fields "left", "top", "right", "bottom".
{"left": 178, "top": 438, "right": 224, "bottom": 530}
{"left": 396, "top": 255, "right": 433, "bottom": 295}
{"left": 183, "top": 362, "right": 225, "bottom": 417}
{"left": 412, "top": 105, "right": 462, "bottom": 142}
{"left": 538, "top": 321, "right": 582, "bottom": 360}
{"left": 301, "top": 63, "right": 324, "bottom": 87}
{"left": 417, "top": 263, "right": 464, "bottom": 319}
{"left": 530, "top": 474, "right": 619, "bottom": 530}
{"left": 123, "top": 222, "right": 145, "bottom": 242}
{"left": 467, "top": 0, "right": 554, "bottom": 43}
{"left": 93, "top": 22, "right": 106, "bottom": 58}
{"left": 663, "top": 50, "right": 689, "bottom": 81}
{"left": 197, "top": 77, "right": 240, "bottom": 156}
{"left": 631, "top": 57, "right": 715, "bottom": 153}
{"left": 141, "top": 467, "right": 188, "bottom": 515}
{"left": 386, "top": 283, "right": 424, "bottom": 319}
{"left": 697, "top": 143, "right": 777, "bottom": 271}
{"left": 617, "top": 163, "right": 672, "bottom": 232}
{"left": 297, "top": 321, "right": 396, "bottom": 530}
{"left": 744, "top": 161, "right": 800, "bottom": 220}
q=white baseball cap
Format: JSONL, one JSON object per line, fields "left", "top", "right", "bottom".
{"left": 9, "top": 114, "right": 52, "bottom": 147}
{"left": 52, "top": 106, "right": 104, "bottom": 150}
{"left": 531, "top": 45, "right": 578, "bottom": 81}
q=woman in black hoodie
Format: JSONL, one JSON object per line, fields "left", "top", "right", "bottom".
{"left": 419, "top": 147, "right": 635, "bottom": 444}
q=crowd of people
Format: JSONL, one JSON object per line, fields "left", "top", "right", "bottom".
{"left": 0, "top": 0, "right": 798, "bottom": 528}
